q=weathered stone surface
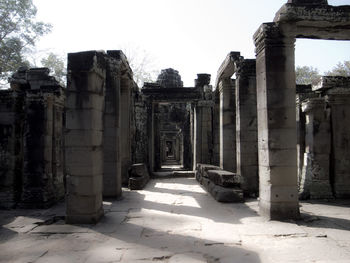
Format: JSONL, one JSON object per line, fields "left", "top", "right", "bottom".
{"left": 128, "top": 163, "right": 150, "bottom": 190}
{"left": 254, "top": 22, "right": 299, "bottom": 220}
{"left": 1, "top": 68, "right": 65, "bottom": 209}
{"left": 201, "top": 177, "right": 243, "bottom": 203}
{"left": 207, "top": 170, "right": 242, "bottom": 187}
{"left": 156, "top": 68, "right": 183, "bottom": 88}
{"left": 218, "top": 78, "right": 236, "bottom": 172}
{"left": 66, "top": 51, "right": 106, "bottom": 223}
{"left": 196, "top": 163, "right": 221, "bottom": 180}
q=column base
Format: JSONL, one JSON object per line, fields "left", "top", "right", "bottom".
{"left": 66, "top": 207, "right": 104, "bottom": 224}
{"left": 259, "top": 199, "right": 300, "bottom": 221}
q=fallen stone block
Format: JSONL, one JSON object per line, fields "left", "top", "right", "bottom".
{"left": 207, "top": 170, "right": 242, "bottom": 187}
{"left": 201, "top": 177, "right": 243, "bottom": 203}
{"left": 128, "top": 163, "right": 150, "bottom": 190}
{"left": 211, "top": 184, "right": 243, "bottom": 203}
{"left": 196, "top": 163, "right": 221, "bottom": 181}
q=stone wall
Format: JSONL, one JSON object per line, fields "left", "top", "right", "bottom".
{"left": 299, "top": 76, "right": 350, "bottom": 199}
{"left": 0, "top": 68, "right": 65, "bottom": 209}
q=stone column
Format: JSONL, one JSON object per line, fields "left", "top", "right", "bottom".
{"left": 235, "top": 59, "right": 258, "bottom": 195}
{"left": 120, "top": 77, "right": 132, "bottom": 185}
{"left": 194, "top": 101, "right": 213, "bottom": 166}
{"left": 153, "top": 103, "right": 161, "bottom": 171}
{"left": 65, "top": 51, "right": 106, "bottom": 224}
{"left": 254, "top": 23, "right": 299, "bottom": 220}
{"left": 103, "top": 55, "right": 121, "bottom": 197}
{"left": 327, "top": 92, "right": 350, "bottom": 198}
{"left": 183, "top": 105, "right": 192, "bottom": 169}
{"left": 147, "top": 101, "right": 155, "bottom": 172}
{"left": 219, "top": 78, "right": 236, "bottom": 172}
{"left": 212, "top": 90, "right": 220, "bottom": 166}
{"left": 300, "top": 98, "right": 333, "bottom": 199}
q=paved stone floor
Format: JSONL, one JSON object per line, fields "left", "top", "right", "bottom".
{"left": 1, "top": 177, "right": 350, "bottom": 263}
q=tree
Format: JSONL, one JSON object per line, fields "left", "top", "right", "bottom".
{"left": 295, "top": 66, "right": 321, "bottom": 86}
{"left": 0, "top": 0, "right": 51, "bottom": 85}
{"left": 41, "top": 52, "right": 66, "bottom": 86}
{"left": 326, "top": 60, "right": 350, "bottom": 77}
{"left": 120, "top": 44, "right": 159, "bottom": 88}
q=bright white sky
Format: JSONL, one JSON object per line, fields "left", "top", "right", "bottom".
{"left": 33, "top": 0, "right": 350, "bottom": 87}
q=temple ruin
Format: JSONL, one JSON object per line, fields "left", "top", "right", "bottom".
{"left": 1, "top": 0, "right": 350, "bottom": 225}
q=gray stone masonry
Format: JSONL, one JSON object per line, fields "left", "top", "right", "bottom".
{"left": 0, "top": 90, "right": 22, "bottom": 208}
{"left": 207, "top": 170, "right": 242, "bottom": 187}
{"left": 128, "top": 163, "right": 150, "bottom": 190}
{"left": 0, "top": 67, "right": 65, "bottom": 209}
{"left": 196, "top": 163, "right": 244, "bottom": 203}
{"left": 326, "top": 85, "right": 350, "bottom": 198}
{"left": 193, "top": 74, "right": 213, "bottom": 168}
{"left": 235, "top": 58, "right": 258, "bottom": 196}
{"left": 65, "top": 51, "right": 106, "bottom": 224}
{"left": 254, "top": 23, "right": 299, "bottom": 220}
{"left": 103, "top": 52, "right": 121, "bottom": 198}
{"left": 254, "top": 0, "right": 350, "bottom": 219}
{"left": 219, "top": 78, "right": 236, "bottom": 173}
{"left": 300, "top": 98, "right": 333, "bottom": 199}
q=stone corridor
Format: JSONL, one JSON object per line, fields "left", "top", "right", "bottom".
{"left": 1, "top": 177, "right": 350, "bottom": 263}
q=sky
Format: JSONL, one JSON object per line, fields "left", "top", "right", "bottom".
{"left": 33, "top": 0, "right": 350, "bottom": 87}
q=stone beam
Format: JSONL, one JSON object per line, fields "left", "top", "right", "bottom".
{"left": 215, "top": 52, "right": 241, "bottom": 88}
{"left": 275, "top": 3, "right": 350, "bottom": 40}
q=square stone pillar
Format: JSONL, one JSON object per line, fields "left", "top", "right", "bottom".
{"left": 300, "top": 98, "right": 333, "bottom": 199}
{"left": 235, "top": 59, "right": 259, "bottom": 195}
{"left": 102, "top": 56, "right": 122, "bottom": 198}
{"left": 254, "top": 23, "right": 299, "bottom": 220}
{"left": 65, "top": 51, "right": 106, "bottom": 224}
{"left": 212, "top": 90, "right": 220, "bottom": 166}
{"left": 219, "top": 78, "right": 236, "bottom": 172}
{"left": 327, "top": 93, "right": 350, "bottom": 198}
{"left": 120, "top": 78, "right": 132, "bottom": 185}
{"left": 194, "top": 101, "right": 213, "bottom": 166}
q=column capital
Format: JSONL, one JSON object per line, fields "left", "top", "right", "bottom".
{"left": 218, "top": 78, "right": 234, "bottom": 93}
{"left": 235, "top": 59, "right": 256, "bottom": 78}
{"left": 253, "top": 23, "right": 295, "bottom": 56}
{"left": 301, "top": 97, "right": 326, "bottom": 113}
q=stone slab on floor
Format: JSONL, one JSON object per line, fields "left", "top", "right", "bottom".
{"left": 202, "top": 177, "right": 244, "bottom": 202}
{"left": 1, "top": 178, "right": 350, "bottom": 263}
{"left": 207, "top": 169, "right": 242, "bottom": 187}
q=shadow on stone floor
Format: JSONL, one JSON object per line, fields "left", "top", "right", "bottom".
{"left": 113, "top": 178, "right": 259, "bottom": 224}
{"left": 297, "top": 199, "right": 350, "bottom": 232}
{"left": 0, "top": 201, "right": 66, "bottom": 242}
{"left": 297, "top": 213, "right": 350, "bottom": 232}
{"left": 91, "top": 219, "right": 262, "bottom": 262}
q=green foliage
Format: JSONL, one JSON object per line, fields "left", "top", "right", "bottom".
{"left": 325, "top": 61, "right": 350, "bottom": 77}
{"left": 41, "top": 53, "right": 66, "bottom": 86}
{"left": 0, "top": 0, "right": 51, "bottom": 84}
{"left": 295, "top": 66, "right": 321, "bottom": 86}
